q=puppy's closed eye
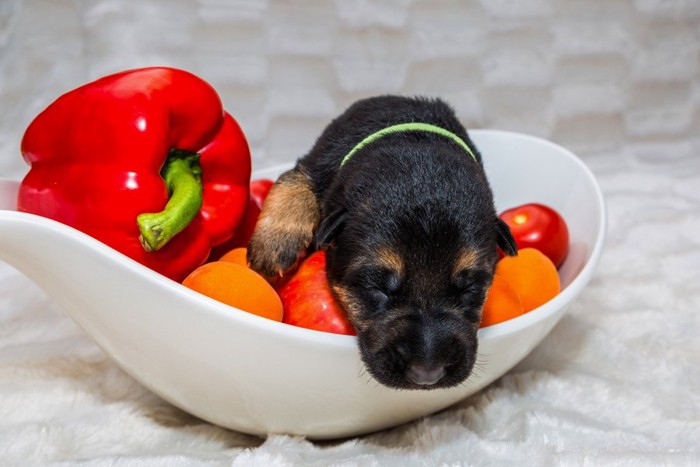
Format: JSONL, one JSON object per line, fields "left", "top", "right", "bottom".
{"left": 451, "top": 249, "right": 491, "bottom": 298}
{"left": 453, "top": 269, "right": 491, "bottom": 321}
{"left": 375, "top": 268, "right": 401, "bottom": 294}
{"left": 452, "top": 269, "right": 489, "bottom": 294}
{"left": 374, "top": 268, "right": 402, "bottom": 303}
{"left": 350, "top": 246, "right": 404, "bottom": 307}
{"left": 353, "top": 267, "right": 401, "bottom": 309}
{"left": 331, "top": 266, "right": 399, "bottom": 332}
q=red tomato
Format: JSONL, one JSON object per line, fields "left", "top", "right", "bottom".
{"left": 207, "top": 197, "right": 261, "bottom": 261}
{"left": 207, "top": 177, "right": 272, "bottom": 261}
{"left": 250, "top": 178, "right": 274, "bottom": 208}
{"left": 499, "top": 203, "right": 569, "bottom": 268}
{"left": 277, "top": 251, "right": 356, "bottom": 335}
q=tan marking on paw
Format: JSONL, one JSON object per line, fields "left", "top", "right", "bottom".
{"left": 247, "top": 168, "right": 320, "bottom": 279}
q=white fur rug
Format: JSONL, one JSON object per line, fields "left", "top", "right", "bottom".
{"left": 1, "top": 144, "right": 699, "bottom": 466}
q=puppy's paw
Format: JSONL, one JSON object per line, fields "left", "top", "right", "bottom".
{"left": 248, "top": 227, "right": 310, "bottom": 278}
{"left": 247, "top": 168, "right": 320, "bottom": 279}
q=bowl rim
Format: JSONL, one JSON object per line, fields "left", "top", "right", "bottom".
{"left": 0, "top": 129, "right": 606, "bottom": 348}
{"left": 0, "top": 204, "right": 359, "bottom": 350}
{"left": 472, "top": 129, "right": 607, "bottom": 338}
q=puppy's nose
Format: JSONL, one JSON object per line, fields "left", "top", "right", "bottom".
{"left": 406, "top": 363, "right": 446, "bottom": 386}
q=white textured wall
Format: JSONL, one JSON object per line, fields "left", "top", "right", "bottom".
{"left": 1, "top": 0, "right": 699, "bottom": 178}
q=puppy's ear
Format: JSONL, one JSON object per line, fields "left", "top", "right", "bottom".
{"left": 496, "top": 218, "right": 518, "bottom": 256}
{"left": 315, "top": 208, "right": 348, "bottom": 249}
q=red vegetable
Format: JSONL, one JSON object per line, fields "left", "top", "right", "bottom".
{"left": 208, "top": 197, "right": 261, "bottom": 262}
{"left": 207, "top": 178, "right": 272, "bottom": 261}
{"left": 499, "top": 203, "right": 569, "bottom": 268}
{"left": 18, "top": 67, "right": 251, "bottom": 281}
{"left": 250, "top": 178, "right": 274, "bottom": 208}
{"left": 277, "top": 251, "right": 356, "bottom": 335}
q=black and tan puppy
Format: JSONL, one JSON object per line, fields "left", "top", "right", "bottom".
{"left": 248, "top": 96, "right": 517, "bottom": 390}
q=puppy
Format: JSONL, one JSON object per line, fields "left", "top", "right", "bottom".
{"left": 248, "top": 96, "right": 517, "bottom": 390}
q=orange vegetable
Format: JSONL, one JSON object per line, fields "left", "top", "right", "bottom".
{"left": 219, "top": 247, "right": 249, "bottom": 266}
{"left": 183, "top": 261, "right": 283, "bottom": 321}
{"left": 480, "top": 274, "right": 524, "bottom": 327}
{"left": 494, "top": 247, "right": 560, "bottom": 312}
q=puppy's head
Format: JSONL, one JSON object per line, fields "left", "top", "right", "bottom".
{"left": 316, "top": 172, "right": 516, "bottom": 390}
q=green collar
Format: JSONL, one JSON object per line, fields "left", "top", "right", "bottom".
{"left": 339, "top": 122, "right": 477, "bottom": 168}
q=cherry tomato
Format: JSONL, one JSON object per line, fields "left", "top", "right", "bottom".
{"left": 499, "top": 203, "right": 569, "bottom": 268}
{"left": 250, "top": 178, "right": 274, "bottom": 208}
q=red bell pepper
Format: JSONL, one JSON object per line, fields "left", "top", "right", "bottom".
{"left": 18, "top": 67, "right": 251, "bottom": 281}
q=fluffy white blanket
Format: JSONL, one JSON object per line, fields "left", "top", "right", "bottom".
{"left": 1, "top": 144, "right": 698, "bottom": 466}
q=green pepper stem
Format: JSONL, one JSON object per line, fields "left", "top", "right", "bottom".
{"left": 137, "top": 149, "right": 203, "bottom": 252}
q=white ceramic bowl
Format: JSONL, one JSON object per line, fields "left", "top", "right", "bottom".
{"left": 0, "top": 130, "right": 605, "bottom": 439}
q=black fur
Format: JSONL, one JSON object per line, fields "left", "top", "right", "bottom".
{"left": 250, "top": 95, "right": 516, "bottom": 390}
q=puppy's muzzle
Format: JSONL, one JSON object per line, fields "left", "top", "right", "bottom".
{"left": 406, "top": 363, "right": 446, "bottom": 386}
{"left": 360, "top": 310, "right": 477, "bottom": 389}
